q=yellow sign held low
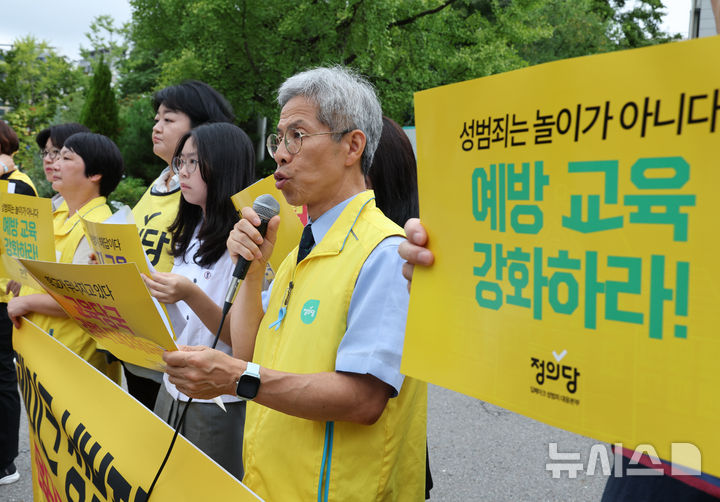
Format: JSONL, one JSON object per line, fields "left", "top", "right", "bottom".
{"left": 20, "top": 260, "right": 177, "bottom": 371}
{"left": 14, "top": 319, "right": 261, "bottom": 501}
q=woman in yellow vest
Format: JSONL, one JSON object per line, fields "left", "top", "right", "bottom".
{"left": 0, "top": 120, "right": 38, "bottom": 485}
{"left": 0, "top": 121, "right": 38, "bottom": 199}
{"left": 8, "top": 132, "right": 125, "bottom": 383}
{"left": 133, "top": 81, "right": 236, "bottom": 274}
{"left": 127, "top": 81, "right": 236, "bottom": 409}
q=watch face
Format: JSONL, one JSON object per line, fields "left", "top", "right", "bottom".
{"left": 236, "top": 374, "right": 260, "bottom": 399}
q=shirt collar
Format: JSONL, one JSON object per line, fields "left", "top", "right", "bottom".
{"left": 307, "top": 193, "right": 361, "bottom": 245}
{"left": 151, "top": 166, "right": 180, "bottom": 194}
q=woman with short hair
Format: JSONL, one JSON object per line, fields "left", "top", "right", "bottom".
{"left": 8, "top": 132, "right": 125, "bottom": 383}
{"left": 35, "top": 122, "right": 91, "bottom": 212}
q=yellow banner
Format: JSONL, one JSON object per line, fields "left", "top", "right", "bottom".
{"left": 19, "top": 260, "right": 177, "bottom": 371}
{"left": 231, "top": 175, "right": 303, "bottom": 273}
{"left": 406, "top": 36, "right": 720, "bottom": 477}
{"left": 14, "top": 319, "right": 261, "bottom": 501}
{"left": 0, "top": 192, "right": 54, "bottom": 288}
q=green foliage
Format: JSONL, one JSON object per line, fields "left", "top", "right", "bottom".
{"left": 0, "top": 36, "right": 87, "bottom": 195}
{"left": 117, "top": 44, "right": 159, "bottom": 97}
{"left": 53, "top": 90, "right": 86, "bottom": 125}
{"left": 0, "top": 37, "right": 85, "bottom": 194}
{"left": 0, "top": 36, "right": 83, "bottom": 128}
{"left": 117, "top": 94, "right": 165, "bottom": 183}
{"left": 2, "top": 107, "right": 53, "bottom": 198}
{"left": 0, "top": 2, "right": 683, "bottom": 199}
{"left": 156, "top": 49, "right": 204, "bottom": 89}
{"left": 121, "top": 0, "right": 679, "bottom": 129}
{"left": 80, "top": 14, "right": 130, "bottom": 74}
{"left": 123, "top": 0, "right": 546, "bottom": 124}
{"left": 592, "top": 0, "right": 682, "bottom": 48}
{"left": 517, "top": 0, "right": 615, "bottom": 65}
{"left": 107, "top": 176, "right": 148, "bottom": 208}
{"left": 80, "top": 58, "right": 120, "bottom": 139}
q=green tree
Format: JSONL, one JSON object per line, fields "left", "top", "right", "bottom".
{"left": 517, "top": 0, "right": 614, "bottom": 65}
{"left": 0, "top": 36, "right": 84, "bottom": 192}
{"left": 124, "top": 0, "right": 555, "bottom": 123}
{"left": 123, "top": 0, "right": 679, "bottom": 125}
{"left": 80, "top": 14, "right": 130, "bottom": 75}
{"left": 592, "top": 0, "right": 681, "bottom": 48}
{"left": 0, "top": 36, "right": 82, "bottom": 125}
{"left": 117, "top": 94, "right": 163, "bottom": 183}
{"left": 2, "top": 107, "right": 53, "bottom": 197}
{"left": 80, "top": 15, "right": 162, "bottom": 186}
{"left": 80, "top": 57, "right": 120, "bottom": 139}
{"left": 118, "top": 0, "right": 680, "bottom": 178}
{"left": 108, "top": 176, "right": 148, "bottom": 208}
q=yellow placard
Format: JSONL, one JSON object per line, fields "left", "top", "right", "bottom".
{"left": 0, "top": 192, "right": 54, "bottom": 288}
{"left": 82, "top": 213, "right": 153, "bottom": 275}
{"left": 0, "top": 253, "right": 43, "bottom": 291}
{"left": 14, "top": 319, "right": 261, "bottom": 501}
{"left": 406, "top": 36, "right": 720, "bottom": 478}
{"left": 19, "top": 260, "right": 177, "bottom": 371}
{"left": 81, "top": 213, "right": 176, "bottom": 338}
{"left": 231, "top": 175, "right": 304, "bottom": 272}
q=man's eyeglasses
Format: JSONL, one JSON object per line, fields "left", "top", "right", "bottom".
{"left": 266, "top": 127, "right": 350, "bottom": 157}
{"left": 171, "top": 157, "right": 200, "bottom": 175}
{"left": 40, "top": 149, "right": 61, "bottom": 161}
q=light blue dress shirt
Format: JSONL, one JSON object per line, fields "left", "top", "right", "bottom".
{"left": 262, "top": 193, "right": 408, "bottom": 395}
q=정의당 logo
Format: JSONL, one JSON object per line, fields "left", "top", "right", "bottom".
{"left": 301, "top": 299, "right": 320, "bottom": 324}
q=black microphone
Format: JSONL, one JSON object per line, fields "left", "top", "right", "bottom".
{"left": 223, "top": 194, "right": 281, "bottom": 313}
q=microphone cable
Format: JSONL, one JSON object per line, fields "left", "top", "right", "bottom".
{"left": 145, "top": 299, "right": 233, "bottom": 499}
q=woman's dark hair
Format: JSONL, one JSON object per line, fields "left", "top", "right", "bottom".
{"left": 63, "top": 133, "right": 124, "bottom": 197}
{"left": 168, "top": 123, "right": 255, "bottom": 267}
{"left": 367, "top": 116, "right": 419, "bottom": 226}
{"left": 153, "top": 80, "right": 235, "bottom": 127}
{"left": 0, "top": 121, "right": 19, "bottom": 155}
{"left": 35, "top": 123, "right": 90, "bottom": 150}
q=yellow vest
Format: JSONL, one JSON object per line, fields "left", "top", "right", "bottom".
{"left": 53, "top": 199, "right": 68, "bottom": 228}
{"left": 52, "top": 194, "right": 68, "bottom": 217}
{"left": 131, "top": 185, "right": 180, "bottom": 273}
{"left": 3, "top": 169, "right": 38, "bottom": 196}
{"left": 0, "top": 171, "right": 38, "bottom": 303}
{"left": 244, "top": 191, "right": 427, "bottom": 501}
{"left": 23, "top": 197, "right": 121, "bottom": 383}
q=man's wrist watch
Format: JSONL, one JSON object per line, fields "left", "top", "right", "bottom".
{"left": 235, "top": 362, "right": 261, "bottom": 401}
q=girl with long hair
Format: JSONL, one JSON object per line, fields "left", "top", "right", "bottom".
{"left": 142, "top": 122, "right": 255, "bottom": 480}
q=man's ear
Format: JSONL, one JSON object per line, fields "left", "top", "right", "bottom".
{"left": 344, "top": 129, "right": 366, "bottom": 168}
{"left": 88, "top": 173, "right": 102, "bottom": 184}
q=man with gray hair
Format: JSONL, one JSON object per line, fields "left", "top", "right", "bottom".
{"left": 163, "top": 66, "right": 427, "bottom": 500}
